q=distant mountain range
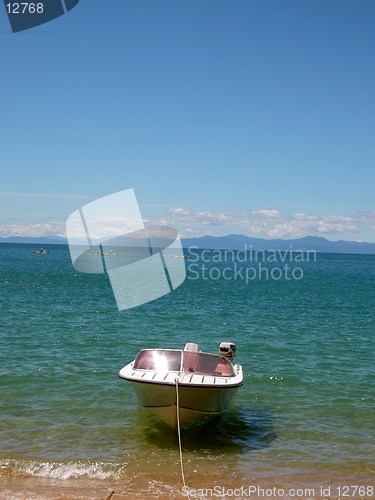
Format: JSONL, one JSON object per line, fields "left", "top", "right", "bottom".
{"left": 182, "top": 234, "right": 375, "bottom": 254}
{"left": 1, "top": 234, "right": 375, "bottom": 254}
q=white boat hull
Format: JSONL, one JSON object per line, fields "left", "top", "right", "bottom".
{"left": 147, "top": 403, "right": 222, "bottom": 429}
{"left": 130, "top": 378, "right": 241, "bottom": 428}
{"left": 119, "top": 358, "right": 244, "bottom": 429}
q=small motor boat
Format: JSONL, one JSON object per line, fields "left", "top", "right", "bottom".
{"left": 33, "top": 248, "right": 49, "bottom": 254}
{"left": 118, "top": 342, "right": 244, "bottom": 429}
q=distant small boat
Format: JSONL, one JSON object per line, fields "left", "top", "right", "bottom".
{"left": 118, "top": 342, "right": 243, "bottom": 429}
{"left": 171, "top": 255, "right": 191, "bottom": 259}
{"left": 33, "top": 248, "right": 49, "bottom": 254}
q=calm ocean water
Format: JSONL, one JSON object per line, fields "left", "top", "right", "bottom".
{"left": 0, "top": 243, "right": 374, "bottom": 497}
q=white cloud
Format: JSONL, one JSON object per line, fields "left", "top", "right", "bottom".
{"left": 151, "top": 209, "right": 367, "bottom": 240}
{"left": 0, "top": 209, "right": 374, "bottom": 242}
{"left": 0, "top": 223, "right": 66, "bottom": 239}
{"left": 168, "top": 208, "right": 190, "bottom": 216}
{"left": 251, "top": 209, "right": 281, "bottom": 218}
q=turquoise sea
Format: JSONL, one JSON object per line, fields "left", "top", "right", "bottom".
{"left": 0, "top": 243, "right": 374, "bottom": 499}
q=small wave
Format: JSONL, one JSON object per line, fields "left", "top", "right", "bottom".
{"left": 0, "top": 459, "right": 127, "bottom": 480}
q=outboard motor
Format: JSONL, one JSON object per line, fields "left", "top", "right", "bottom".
{"left": 219, "top": 342, "right": 237, "bottom": 362}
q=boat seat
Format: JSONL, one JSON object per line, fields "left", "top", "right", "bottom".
{"left": 183, "top": 342, "right": 200, "bottom": 352}
{"left": 182, "top": 351, "right": 200, "bottom": 373}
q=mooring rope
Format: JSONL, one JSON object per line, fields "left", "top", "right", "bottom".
{"left": 175, "top": 376, "right": 190, "bottom": 499}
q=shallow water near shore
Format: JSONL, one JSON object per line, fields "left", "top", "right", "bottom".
{"left": 0, "top": 243, "right": 374, "bottom": 498}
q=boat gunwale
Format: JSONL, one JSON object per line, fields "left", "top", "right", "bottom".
{"left": 119, "top": 377, "right": 245, "bottom": 389}
{"left": 118, "top": 366, "right": 244, "bottom": 388}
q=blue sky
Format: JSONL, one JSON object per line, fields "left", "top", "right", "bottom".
{"left": 1, "top": 0, "right": 374, "bottom": 241}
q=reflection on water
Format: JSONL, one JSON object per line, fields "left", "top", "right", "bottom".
{"left": 140, "top": 408, "right": 277, "bottom": 453}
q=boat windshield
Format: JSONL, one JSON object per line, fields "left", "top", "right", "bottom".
{"left": 134, "top": 349, "right": 181, "bottom": 371}
{"left": 182, "top": 352, "right": 234, "bottom": 377}
{"left": 133, "top": 349, "right": 235, "bottom": 377}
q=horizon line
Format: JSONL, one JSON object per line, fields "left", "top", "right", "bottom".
{"left": 1, "top": 234, "right": 375, "bottom": 245}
